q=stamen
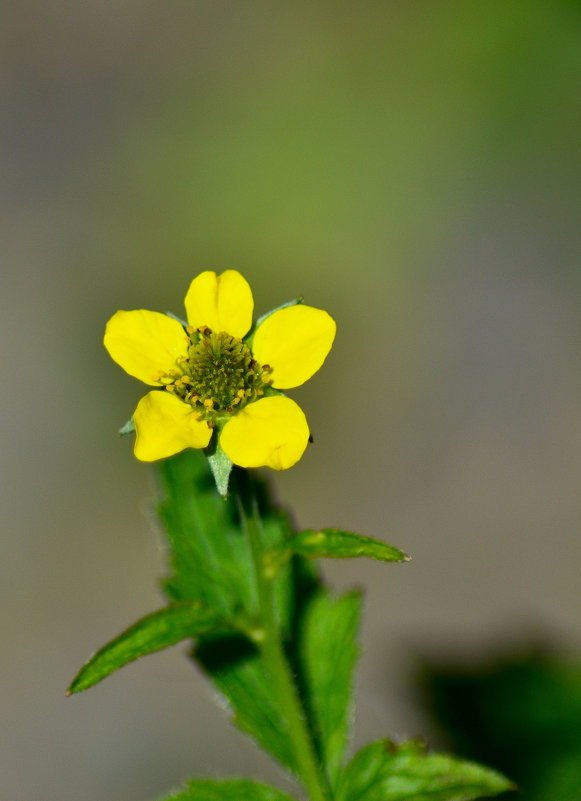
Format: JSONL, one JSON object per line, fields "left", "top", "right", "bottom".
{"left": 161, "top": 327, "right": 273, "bottom": 422}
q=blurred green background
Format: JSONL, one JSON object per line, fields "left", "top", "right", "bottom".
{"left": 2, "top": 2, "right": 581, "bottom": 799}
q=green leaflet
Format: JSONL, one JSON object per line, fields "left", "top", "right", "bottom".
{"left": 158, "top": 450, "right": 293, "bottom": 621}
{"left": 335, "top": 740, "right": 514, "bottom": 801}
{"left": 298, "top": 590, "right": 362, "bottom": 789}
{"left": 157, "top": 450, "right": 302, "bottom": 772}
{"left": 67, "top": 601, "right": 226, "bottom": 695}
{"left": 288, "top": 529, "right": 409, "bottom": 564}
{"left": 155, "top": 778, "right": 297, "bottom": 801}
{"left": 195, "top": 635, "right": 297, "bottom": 772}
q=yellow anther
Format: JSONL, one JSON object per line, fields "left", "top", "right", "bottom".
{"left": 166, "top": 384, "right": 175, "bottom": 392}
{"left": 203, "top": 398, "right": 214, "bottom": 409}
{"left": 186, "top": 325, "right": 195, "bottom": 334}
{"left": 236, "top": 389, "right": 246, "bottom": 399}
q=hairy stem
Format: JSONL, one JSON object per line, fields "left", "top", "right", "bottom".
{"left": 237, "top": 492, "right": 330, "bottom": 801}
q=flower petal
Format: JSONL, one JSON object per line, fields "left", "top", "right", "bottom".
{"left": 220, "top": 396, "right": 309, "bottom": 470}
{"left": 133, "top": 391, "right": 212, "bottom": 461}
{"left": 184, "top": 270, "right": 253, "bottom": 339}
{"left": 251, "top": 305, "right": 336, "bottom": 389}
{"left": 104, "top": 310, "right": 188, "bottom": 385}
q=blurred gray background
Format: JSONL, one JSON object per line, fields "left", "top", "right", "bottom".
{"left": 2, "top": 2, "right": 581, "bottom": 799}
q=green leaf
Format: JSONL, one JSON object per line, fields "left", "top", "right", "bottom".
{"left": 421, "top": 652, "right": 581, "bottom": 801}
{"left": 158, "top": 450, "right": 294, "bottom": 620}
{"left": 156, "top": 778, "right": 297, "bottom": 801}
{"left": 298, "top": 590, "right": 362, "bottom": 788}
{"left": 195, "top": 636, "right": 298, "bottom": 772}
{"left": 289, "top": 529, "right": 409, "bottom": 563}
{"left": 157, "top": 450, "right": 300, "bottom": 771}
{"left": 335, "top": 740, "right": 514, "bottom": 801}
{"left": 67, "top": 601, "right": 226, "bottom": 694}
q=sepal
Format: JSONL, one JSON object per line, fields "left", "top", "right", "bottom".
{"left": 118, "top": 417, "right": 135, "bottom": 436}
{"left": 205, "top": 438, "right": 233, "bottom": 497}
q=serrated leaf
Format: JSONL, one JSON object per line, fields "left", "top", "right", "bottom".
{"left": 290, "top": 529, "right": 409, "bottom": 563}
{"left": 335, "top": 740, "right": 514, "bottom": 801}
{"left": 158, "top": 450, "right": 293, "bottom": 620}
{"left": 67, "top": 601, "right": 226, "bottom": 694}
{"left": 299, "top": 590, "right": 362, "bottom": 788}
{"left": 191, "top": 561, "right": 322, "bottom": 775}
{"left": 157, "top": 450, "right": 300, "bottom": 771}
{"left": 156, "top": 777, "right": 298, "bottom": 801}
{"left": 195, "top": 635, "right": 297, "bottom": 772}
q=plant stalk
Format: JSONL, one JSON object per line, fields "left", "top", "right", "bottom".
{"left": 237, "top": 492, "right": 330, "bottom": 801}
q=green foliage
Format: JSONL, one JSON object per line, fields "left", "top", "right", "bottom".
{"left": 422, "top": 652, "right": 581, "bottom": 801}
{"left": 287, "top": 529, "right": 409, "bottom": 563}
{"left": 195, "top": 637, "right": 298, "bottom": 772}
{"left": 67, "top": 601, "right": 227, "bottom": 695}
{"left": 157, "top": 450, "right": 293, "bottom": 621}
{"left": 298, "top": 589, "right": 362, "bottom": 789}
{"left": 69, "top": 447, "right": 512, "bottom": 801}
{"left": 158, "top": 451, "right": 302, "bottom": 772}
{"left": 334, "top": 740, "right": 514, "bottom": 801}
{"left": 156, "top": 778, "right": 297, "bottom": 801}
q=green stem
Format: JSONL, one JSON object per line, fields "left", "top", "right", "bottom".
{"left": 237, "top": 492, "right": 330, "bottom": 801}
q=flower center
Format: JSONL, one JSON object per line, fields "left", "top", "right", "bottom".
{"left": 159, "top": 327, "right": 272, "bottom": 424}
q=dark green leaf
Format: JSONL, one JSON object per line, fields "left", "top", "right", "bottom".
{"left": 158, "top": 451, "right": 300, "bottom": 771}
{"left": 290, "top": 529, "right": 409, "bottom": 563}
{"left": 336, "top": 740, "right": 514, "bottom": 801}
{"left": 158, "top": 451, "right": 293, "bottom": 620}
{"left": 156, "top": 778, "right": 297, "bottom": 801}
{"left": 67, "top": 601, "right": 226, "bottom": 694}
{"left": 195, "top": 635, "right": 297, "bottom": 772}
{"left": 421, "top": 652, "right": 581, "bottom": 801}
{"left": 299, "top": 590, "right": 362, "bottom": 788}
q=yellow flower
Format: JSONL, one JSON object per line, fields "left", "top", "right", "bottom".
{"left": 104, "top": 270, "right": 336, "bottom": 471}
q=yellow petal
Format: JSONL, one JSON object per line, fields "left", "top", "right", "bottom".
{"left": 184, "top": 270, "right": 254, "bottom": 339}
{"left": 104, "top": 310, "right": 188, "bottom": 385}
{"left": 251, "top": 305, "right": 336, "bottom": 389}
{"left": 220, "top": 396, "right": 309, "bottom": 470}
{"left": 133, "top": 391, "right": 212, "bottom": 461}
